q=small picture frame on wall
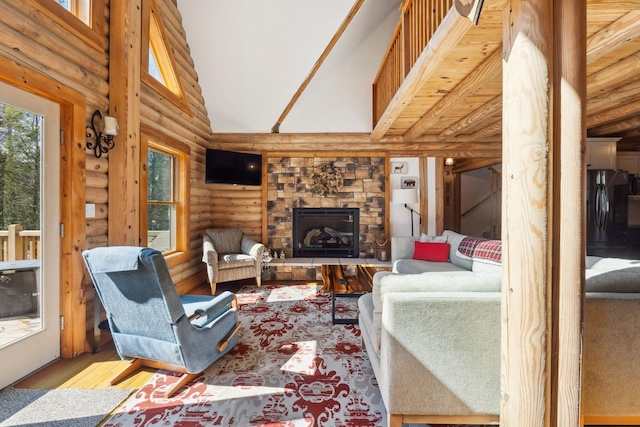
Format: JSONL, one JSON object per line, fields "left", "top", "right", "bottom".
{"left": 401, "top": 176, "right": 418, "bottom": 188}
{"left": 391, "top": 162, "right": 408, "bottom": 174}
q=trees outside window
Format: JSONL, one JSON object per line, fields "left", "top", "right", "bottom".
{"left": 0, "top": 103, "right": 41, "bottom": 230}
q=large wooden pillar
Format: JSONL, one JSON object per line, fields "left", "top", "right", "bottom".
{"left": 501, "top": 0, "right": 586, "bottom": 426}
{"left": 108, "top": 0, "right": 142, "bottom": 246}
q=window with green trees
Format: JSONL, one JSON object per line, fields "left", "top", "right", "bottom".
{"left": 0, "top": 103, "right": 41, "bottom": 230}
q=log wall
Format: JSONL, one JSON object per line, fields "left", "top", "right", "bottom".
{"left": 0, "top": 0, "right": 215, "bottom": 353}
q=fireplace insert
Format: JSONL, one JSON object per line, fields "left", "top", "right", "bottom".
{"left": 292, "top": 208, "right": 359, "bottom": 257}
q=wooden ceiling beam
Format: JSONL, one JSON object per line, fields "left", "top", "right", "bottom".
{"left": 587, "top": 50, "right": 640, "bottom": 97}
{"left": 402, "top": 47, "right": 502, "bottom": 142}
{"left": 587, "top": 100, "right": 640, "bottom": 129}
{"left": 589, "top": 114, "right": 640, "bottom": 137}
{"left": 437, "top": 94, "right": 502, "bottom": 142}
{"left": 468, "top": 118, "right": 502, "bottom": 142}
{"left": 586, "top": 10, "right": 640, "bottom": 63}
{"left": 370, "top": 3, "right": 478, "bottom": 141}
{"left": 587, "top": 78, "right": 640, "bottom": 115}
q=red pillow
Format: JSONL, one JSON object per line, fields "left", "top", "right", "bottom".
{"left": 412, "top": 241, "right": 450, "bottom": 262}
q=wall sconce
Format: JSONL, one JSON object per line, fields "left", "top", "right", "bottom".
{"left": 86, "top": 110, "right": 118, "bottom": 158}
{"left": 445, "top": 157, "right": 455, "bottom": 166}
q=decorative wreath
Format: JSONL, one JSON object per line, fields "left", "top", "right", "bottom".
{"left": 310, "top": 163, "right": 343, "bottom": 197}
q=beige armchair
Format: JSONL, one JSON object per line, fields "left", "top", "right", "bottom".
{"left": 202, "top": 228, "right": 265, "bottom": 295}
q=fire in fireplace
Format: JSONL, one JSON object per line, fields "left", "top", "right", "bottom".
{"left": 292, "top": 208, "right": 359, "bottom": 257}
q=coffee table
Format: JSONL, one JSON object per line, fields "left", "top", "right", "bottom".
{"left": 321, "top": 264, "right": 376, "bottom": 324}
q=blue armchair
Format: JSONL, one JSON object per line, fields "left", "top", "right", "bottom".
{"left": 82, "top": 246, "right": 241, "bottom": 398}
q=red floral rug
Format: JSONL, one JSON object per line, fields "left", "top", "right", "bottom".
{"left": 102, "top": 283, "right": 385, "bottom": 426}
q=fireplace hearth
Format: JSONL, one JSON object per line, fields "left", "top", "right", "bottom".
{"left": 292, "top": 208, "right": 359, "bottom": 257}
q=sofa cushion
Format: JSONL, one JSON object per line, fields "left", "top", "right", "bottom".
{"left": 442, "top": 230, "right": 473, "bottom": 270}
{"left": 394, "top": 259, "right": 468, "bottom": 274}
{"left": 413, "top": 241, "right": 450, "bottom": 262}
{"left": 586, "top": 267, "right": 640, "bottom": 293}
{"left": 368, "top": 271, "right": 501, "bottom": 355}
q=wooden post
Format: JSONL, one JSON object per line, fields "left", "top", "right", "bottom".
{"left": 108, "top": 0, "right": 142, "bottom": 246}
{"left": 435, "top": 158, "right": 444, "bottom": 235}
{"left": 552, "top": 0, "right": 586, "bottom": 425}
{"left": 501, "top": 1, "right": 585, "bottom": 426}
{"left": 7, "top": 224, "right": 23, "bottom": 261}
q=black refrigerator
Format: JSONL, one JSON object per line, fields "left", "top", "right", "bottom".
{"left": 586, "top": 169, "right": 629, "bottom": 255}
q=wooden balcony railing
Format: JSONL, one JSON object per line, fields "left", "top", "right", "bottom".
{"left": 0, "top": 224, "right": 41, "bottom": 262}
{"left": 372, "top": 0, "right": 455, "bottom": 126}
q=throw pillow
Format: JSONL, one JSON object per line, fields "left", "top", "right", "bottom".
{"left": 413, "top": 241, "right": 451, "bottom": 262}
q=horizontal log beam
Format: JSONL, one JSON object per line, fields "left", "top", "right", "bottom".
{"left": 210, "top": 133, "right": 501, "bottom": 157}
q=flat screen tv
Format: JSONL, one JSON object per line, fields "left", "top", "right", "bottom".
{"left": 205, "top": 149, "right": 262, "bottom": 186}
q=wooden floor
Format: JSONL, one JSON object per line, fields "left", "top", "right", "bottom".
{"left": 13, "top": 279, "right": 317, "bottom": 391}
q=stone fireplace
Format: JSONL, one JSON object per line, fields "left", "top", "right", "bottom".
{"left": 266, "top": 155, "right": 387, "bottom": 262}
{"left": 292, "top": 207, "right": 359, "bottom": 257}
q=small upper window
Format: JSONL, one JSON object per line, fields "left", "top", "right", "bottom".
{"left": 141, "top": 0, "right": 191, "bottom": 113}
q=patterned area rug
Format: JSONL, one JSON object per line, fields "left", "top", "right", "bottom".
{"left": 103, "top": 283, "right": 385, "bottom": 426}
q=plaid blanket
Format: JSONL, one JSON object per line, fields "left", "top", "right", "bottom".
{"left": 456, "top": 236, "right": 487, "bottom": 260}
{"left": 472, "top": 239, "right": 502, "bottom": 265}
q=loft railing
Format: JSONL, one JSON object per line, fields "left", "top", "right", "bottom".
{"left": 372, "top": 0, "right": 455, "bottom": 126}
{"left": 0, "top": 224, "right": 41, "bottom": 262}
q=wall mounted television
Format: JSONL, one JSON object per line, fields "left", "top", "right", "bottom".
{"left": 205, "top": 149, "right": 262, "bottom": 186}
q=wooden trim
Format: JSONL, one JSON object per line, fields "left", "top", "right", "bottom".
{"left": 434, "top": 157, "right": 444, "bottom": 234}
{"left": 389, "top": 413, "right": 499, "bottom": 426}
{"left": 583, "top": 416, "right": 640, "bottom": 425}
{"left": 271, "top": 0, "right": 365, "bottom": 133}
{"left": 0, "top": 56, "right": 87, "bottom": 358}
{"left": 419, "top": 156, "right": 428, "bottom": 235}
{"left": 261, "top": 154, "right": 269, "bottom": 245}
{"left": 384, "top": 153, "right": 391, "bottom": 242}
{"left": 24, "top": 0, "right": 105, "bottom": 52}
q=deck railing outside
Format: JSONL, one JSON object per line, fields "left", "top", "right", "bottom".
{"left": 0, "top": 224, "right": 41, "bottom": 262}
{"left": 372, "top": 0, "right": 455, "bottom": 127}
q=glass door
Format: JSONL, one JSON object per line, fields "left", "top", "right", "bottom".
{"left": 0, "top": 80, "right": 60, "bottom": 389}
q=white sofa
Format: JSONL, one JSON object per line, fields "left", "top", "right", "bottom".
{"left": 358, "top": 230, "right": 640, "bottom": 425}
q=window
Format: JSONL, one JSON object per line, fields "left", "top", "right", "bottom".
{"left": 141, "top": 0, "right": 191, "bottom": 113}
{"left": 141, "top": 131, "right": 190, "bottom": 266}
{"left": 27, "top": 0, "right": 105, "bottom": 51}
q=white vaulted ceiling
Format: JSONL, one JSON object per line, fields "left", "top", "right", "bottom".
{"left": 179, "top": 0, "right": 401, "bottom": 133}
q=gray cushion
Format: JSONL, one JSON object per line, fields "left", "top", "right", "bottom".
{"left": 442, "top": 230, "right": 472, "bottom": 270}
{"left": 586, "top": 267, "right": 640, "bottom": 293}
